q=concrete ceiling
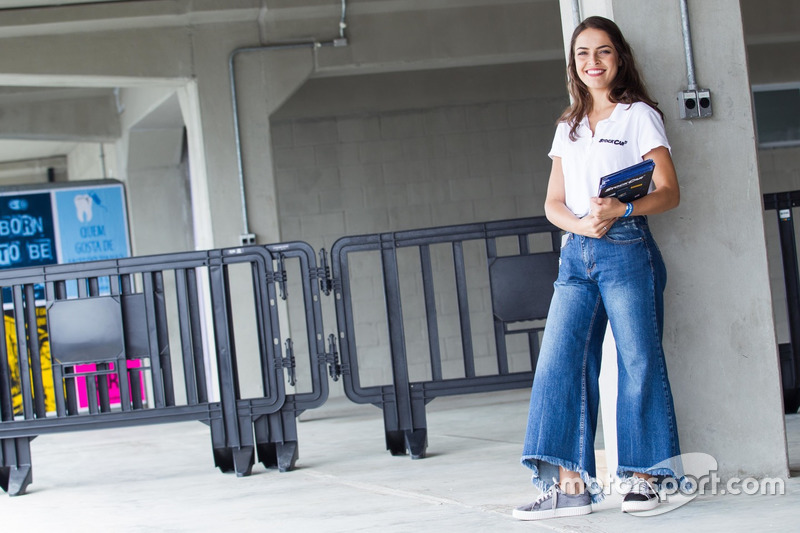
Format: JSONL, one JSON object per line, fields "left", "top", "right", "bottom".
{"left": 0, "top": 1, "right": 135, "bottom": 163}
{"left": 0, "top": 139, "right": 77, "bottom": 162}
{"left": 0, "top": 87, "right": 115, "bottom": 164}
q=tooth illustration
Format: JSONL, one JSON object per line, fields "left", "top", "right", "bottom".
{"left": 74, "top": 194, "right": 93, "bottom": 223}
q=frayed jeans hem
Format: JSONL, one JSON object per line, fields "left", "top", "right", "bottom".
{"left": 521, "top": 454, "right": 605, "bottom": 504}
{"left": 617, "top": 465, "right": 691, "bottom": 492}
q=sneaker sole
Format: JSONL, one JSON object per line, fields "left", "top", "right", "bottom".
{"left": 512, "top": 505, "right": 592, "bottom": 521}
{"left": 621, "top": 499, "right": 659, "bottom": 513}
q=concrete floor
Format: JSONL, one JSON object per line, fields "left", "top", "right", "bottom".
{"left": 1, "top": 389, "right": 797, "bottom": 532}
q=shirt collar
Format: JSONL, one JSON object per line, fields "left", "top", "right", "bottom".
{"left": 578, "top": 103, "right": 622, "bottom": 133}
{"left": 607, "top": 102, "right": 625, "bottom": 122}
{"left": 581, "top": 103, "right": 630, "bottom": 129}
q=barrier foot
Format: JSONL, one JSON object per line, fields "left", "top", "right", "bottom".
{"left": 257, "top": 441, "right": 299, "bottom": 472}
{"left": 0, "top": 465, "right": 32, "bottom": 496}
{"left": 386, "top": 430, "right": 406, "bottom": 456}
{"left": 385, "top": 429, "right": 427, "bottom": 459}
{"left": 254, "top": 411, "right": 299, "bottom": 472}
{"left": 406, "top": 429, "right": 427, "bottom": 459}
{"left": 232, "top": 446, "right": 255, "bottom": 477}
{"left": 213, "top": 446, "right": 254, "bottom": 477}
{"left": 1, "top": 437, "right": 33, "bottom": 496}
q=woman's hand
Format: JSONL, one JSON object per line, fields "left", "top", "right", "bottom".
{"left": 568, "top": 197, "right": 621, "bottom": 238}
{"left": 545, "top": 157, "right": 620, "bottom": 239}
{"left": 589, "top": 196, "right": 625, "bottom": 221}
{"left": 577, "top": 213, "right": 616, "bottom": 238}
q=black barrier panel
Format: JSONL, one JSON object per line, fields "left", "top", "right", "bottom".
{"left": 49, "top": 297, "right": 125, "bottom": 364}
{"left": 764, "top": 191, "right": 800, "bottom": 413}
{"left": 329, "top": 217, "right": 560, "bottom": 458}
{"left": 0, "top": 241, "right": 328, "bottom": 495}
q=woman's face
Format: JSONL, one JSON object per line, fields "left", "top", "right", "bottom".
{"left": 573, "top": 28, "right": 619, "bottom": 95}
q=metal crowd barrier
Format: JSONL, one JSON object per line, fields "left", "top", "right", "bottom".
{"left": 1, "top": 216, "right": 561, "bottom": 496}
{"left": 0, "top": 241, "right": 328, "bottom": 496}
{"left": 330, "top": 217, "right": 560, "bottom": 458}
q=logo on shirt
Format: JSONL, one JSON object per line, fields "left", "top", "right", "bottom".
{"left": 598, "top": 138, "right": 628, "bottom": 146}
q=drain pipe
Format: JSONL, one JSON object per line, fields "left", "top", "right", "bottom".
{"left": 231, "top": 3, "right": 348, "bottom": 246}
{"left": 677, "top": 0, "right": 712, "bottom": 119}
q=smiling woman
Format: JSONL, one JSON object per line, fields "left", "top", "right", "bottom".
{"left": 514, "top": 15, "right": 682, "bottom": 521}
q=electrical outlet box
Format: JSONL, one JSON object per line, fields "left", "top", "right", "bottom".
{"left": 678, "top": 90, "right": 699, "bottom": 119}
{"left": 239, "top": 233, "right": 256, "bottom": 246}
{"left": 697, "top": 89, "right": 713, "bottom": 118}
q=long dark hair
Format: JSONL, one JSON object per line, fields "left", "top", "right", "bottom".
{"left": 560, "top": 16, "right": 663, "bottom": 140}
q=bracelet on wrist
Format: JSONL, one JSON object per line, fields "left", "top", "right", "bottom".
{"left": 623, "top": 202, "right": 634, "bottom": 217}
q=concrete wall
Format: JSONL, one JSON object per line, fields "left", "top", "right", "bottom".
{"left": 270, "top": 62, "right": 568, "bottom": 388}
{"left": 67, "top": 142, "right": 115, "bottom": 181}
{"left": 271, "top": 63, "right": 567, "bottom": 246}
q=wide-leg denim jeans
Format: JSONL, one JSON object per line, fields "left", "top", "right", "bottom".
{"left": 521, "top": 216, "right": 681, "bottom": 502}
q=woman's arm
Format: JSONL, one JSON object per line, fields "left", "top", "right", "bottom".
{"left": 589, "top": 145, "right": 680, "bottom": 220}
{"left": 545, "top": 157, "right": 609, "bottom": 238}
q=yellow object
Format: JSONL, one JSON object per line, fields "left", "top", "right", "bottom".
{"left": 6, "top": 308, "right": 55, "bottom": 417}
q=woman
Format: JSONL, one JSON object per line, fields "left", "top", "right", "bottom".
{"left": 513, "top": 16, "right": 682, "bottom": 521}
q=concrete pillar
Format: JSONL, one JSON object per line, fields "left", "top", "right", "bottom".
{"left": 618, "top": 0, "right": 787, "bottom": 481}
{"left": 557, "top": 0, "right": 789, "bottom": 484}
{"left": 177, "top": 82, "right": 215, "bottom": 251}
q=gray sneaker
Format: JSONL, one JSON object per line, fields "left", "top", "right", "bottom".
{"left": 513, "top": 484, "right": 592, "bottom": 521}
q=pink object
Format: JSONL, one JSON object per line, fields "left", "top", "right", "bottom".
{"left": 75, "top": 359, "right": 146, "bottom": 409}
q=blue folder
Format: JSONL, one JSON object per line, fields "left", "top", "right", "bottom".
{"left": 597, "top": 159, "right": 655, "bottom": 202}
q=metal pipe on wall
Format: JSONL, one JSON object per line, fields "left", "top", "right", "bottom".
{"left": 340, "top": 0, "right": 347, "bottom": 38}
{"left": 676, "top": 0, "right": 712, "bottom": 119}
{"left": 679, "top": 0, "right": 697, "bottom": 91}
{"left": 230, "top": 1, "right": 348, "bottom": 245}
{"left": 228, "top": 41, "right": 320, "bottom": 244}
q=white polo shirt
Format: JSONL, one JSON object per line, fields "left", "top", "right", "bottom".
{"left": 548, "top": 101, "right": 670, "bottom": 218}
